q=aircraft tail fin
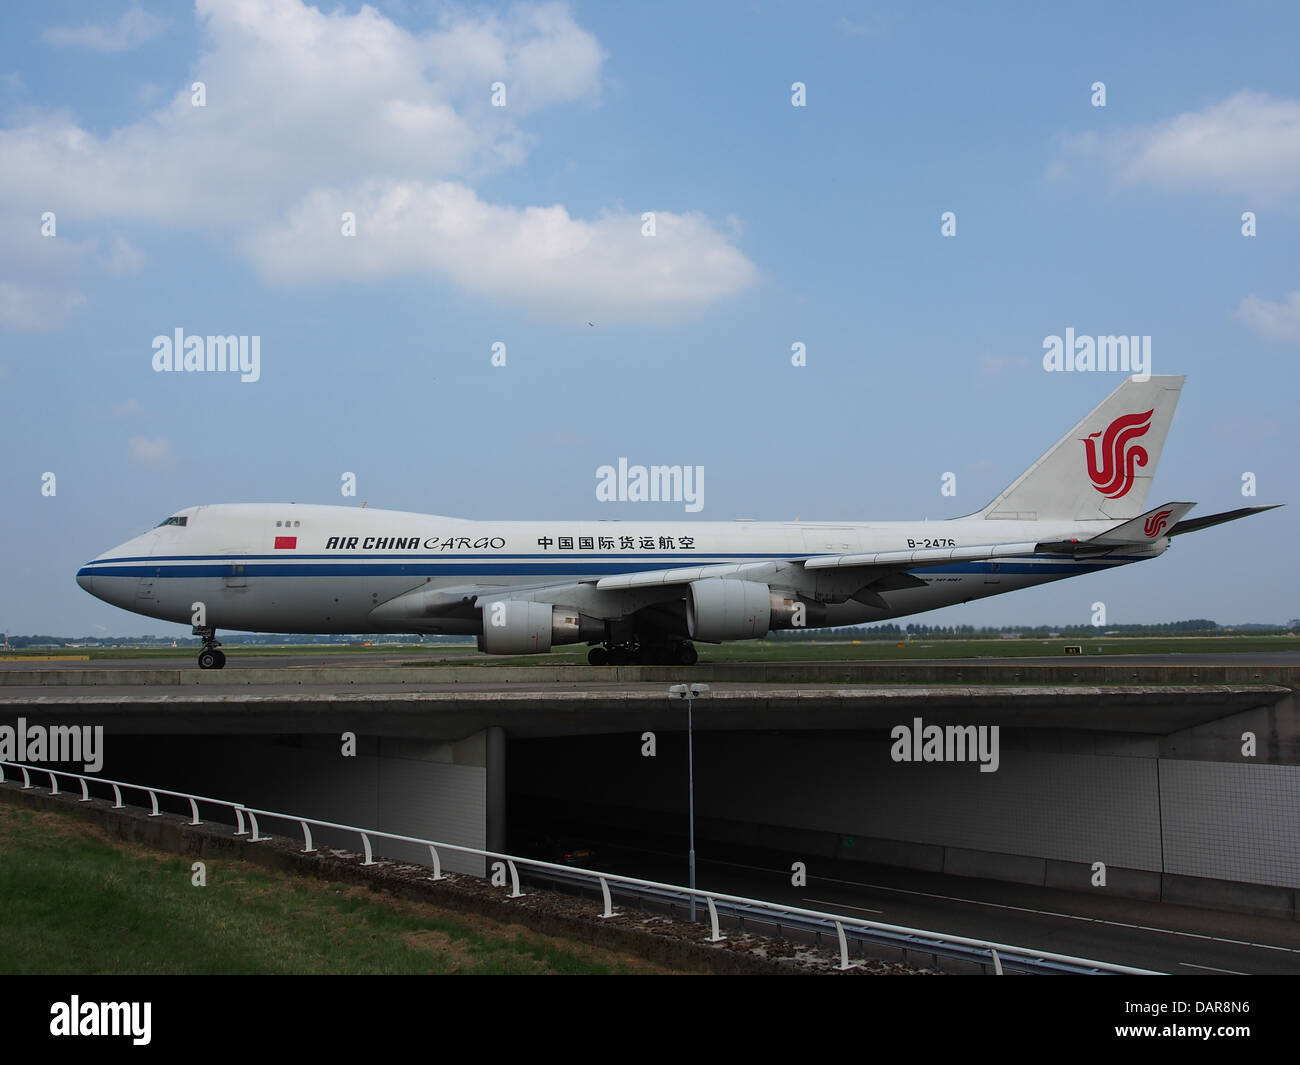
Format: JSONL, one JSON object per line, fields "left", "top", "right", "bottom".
{"left": 981, "top": 375, "right": 1185, "bottom": 522}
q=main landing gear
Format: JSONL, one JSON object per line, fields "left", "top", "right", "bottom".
{"left": 194, "top": 626, "right": 226, "bottom": 670}
{"left": 588, "top": 641, "right": 697, "bottom": 666}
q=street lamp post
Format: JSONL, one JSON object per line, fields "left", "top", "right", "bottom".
{"left": 669, "top": 682, "right": 709, "bottom": 922}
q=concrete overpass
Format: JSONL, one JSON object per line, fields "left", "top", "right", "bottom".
{"left": 2, "top": 660, "right": 1297, "bottom": 916}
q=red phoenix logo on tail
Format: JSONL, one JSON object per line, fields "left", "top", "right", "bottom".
{"left": 1081, "top": 409, "right": 1153, "bottom": 498}
{"left": 1142, "top": 508, "right": 1173, "bottom": 537}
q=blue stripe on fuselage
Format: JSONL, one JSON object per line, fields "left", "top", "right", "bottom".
{"left": 79, "top": 551, "right": 791, "bottom": 564}
{"left": 75, "top": 552, "right": 1143, "bottom": 580}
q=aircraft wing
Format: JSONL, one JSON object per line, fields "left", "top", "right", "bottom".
{"left": 593, "top": 540, "right": 1042, "bottom": 591}
{"left": 1034, "top": 502, "right": 1196, "bottom": 553}
{"left": 374, "top": 503, "right": 1282, "bottom": 624}
{"left": 1168, "top": 504, "right": 1282, "bottom": 536}
{"left": 370, "top": 576, "right": 642, "bottom": 621}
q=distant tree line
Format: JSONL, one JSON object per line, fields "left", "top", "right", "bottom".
{"left": 6, "top": 619, "right": 1295, "bottom": 647}
{"left": 3, "top": 633, "right": 469, "bottom": 648}
{"left": 770, "top": 618, "right": 1291, "bottom": 640}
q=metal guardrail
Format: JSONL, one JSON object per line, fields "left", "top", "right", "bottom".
{"left": 523, "top": 866, "right": 1118, "bottom": 975}
{"left": 0, "top": 760, "right": 246, "bottom": 830}
{"left": 0, "top": 761, "right": 1162, "bottom": 975}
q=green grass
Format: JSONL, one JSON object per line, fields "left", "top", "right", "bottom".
{"left": 79, "top": 644, "right": 475, "bottom": 660}
{"left": 0, "top": 803, "right": 676, "bottom": 974}
{"left": 403, "top": 634, "right": 1298, "bottom": 666}
{"left": 6, "top": 635, "right": 1293, "bottom": 667}
{"left": 705, "top": 635, "right": 1299, "bottom": 661}
{"left": 0, "top": 644, "right": 473, "bottom": 660}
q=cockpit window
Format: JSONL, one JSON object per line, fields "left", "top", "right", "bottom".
{"left": 156, "top": 516, "right": 188, "bottom": 527}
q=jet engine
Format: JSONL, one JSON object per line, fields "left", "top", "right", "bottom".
{"left": 686, "top": 578, "right": 772, "bottom": 641}
{"left": 687, "top": 579, "right": 827, "bottom": 641}
{"left": 476, "top": 599, "right": 602, "bottom": 654}
{"left": 769, "top": 590, "right": 828, "bottom": 630}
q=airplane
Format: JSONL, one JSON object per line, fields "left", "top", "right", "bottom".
{"left": 76, "top": 374, "right": 1279, "bottom": 669}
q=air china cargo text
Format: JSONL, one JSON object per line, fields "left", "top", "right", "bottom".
{"left": 325, "top": 536, "right": 508, "bottom": 551}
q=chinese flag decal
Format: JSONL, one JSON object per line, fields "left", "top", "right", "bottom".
{"left": 274, "top": 536, "right": 297, "bottom": 549}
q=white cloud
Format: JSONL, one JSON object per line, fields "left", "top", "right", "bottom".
{"left": 2, "top": 0, "right": 603, "bottom": 224}
{"left": 1054, "top": 91, "right": 1300, "bottom": 203}
{"left": 44, "top": 2, "right": 168, "bottom": 53}
{"left": 114, "top": 398, "right": 142, "bottom": 417}
{"left": 128, "top": 436, "right": 175, "bottom": 468}
{"left": 0, "top": 282, "right": 86, "bottom": 330}
{"left": 0, "top": 224, "right": 97, "bottom": 330}
{"left": 102, "top": 234, "right": 145, "bottom": 277}
{"left": 1, "top": 1, "right": 751, "bottom": 320}
{"left": 1236, "top": 291, "right": 1300, "bottom": 343}
{"left": 422, "top": 1, "right": 606, "bottom": 116}
{"left": 248, "top": 180, "right": 757, "bottom": 320}
{"left": 101, "top": 232, "right": 146, "bottom": 276}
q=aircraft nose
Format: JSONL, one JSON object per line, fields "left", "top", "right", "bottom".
{"left": 76, "top": 567, "right": 97, "bottom": 596}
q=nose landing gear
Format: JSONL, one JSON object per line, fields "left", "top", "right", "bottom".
{"left": 194, "top": 626, "right": 226, "bottom": 670}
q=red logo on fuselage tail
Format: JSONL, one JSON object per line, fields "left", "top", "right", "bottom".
{"left": 1142, "top": 508, "right": 1173, "bottom": 537}
{"left": 1081, "top": 409, "right": 1153, "bottom": 499}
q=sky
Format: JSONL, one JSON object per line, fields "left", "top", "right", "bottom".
{"left": 1, "top": 0, "right": 1297, "bottom": 637}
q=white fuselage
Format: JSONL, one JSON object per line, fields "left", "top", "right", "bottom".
{"left": 76, "top": 503, "right": 1166, "bottom": 637}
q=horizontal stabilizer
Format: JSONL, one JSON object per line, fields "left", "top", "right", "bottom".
{"left": 1085, "top": 501, "right": 1194, "bottom": 544}
{"left": 1169, "top": 504, "right": 1283, "bottom": 537}
{"left": 1035, "top": 502, "right": 1194, "bottom": 553}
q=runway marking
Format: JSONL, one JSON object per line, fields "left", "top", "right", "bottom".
{"left": 802, "top": 898, "right": 883, "bottom": 915}
{"left": 1179, "top": 962, "right": 1249, "bottom": 974}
